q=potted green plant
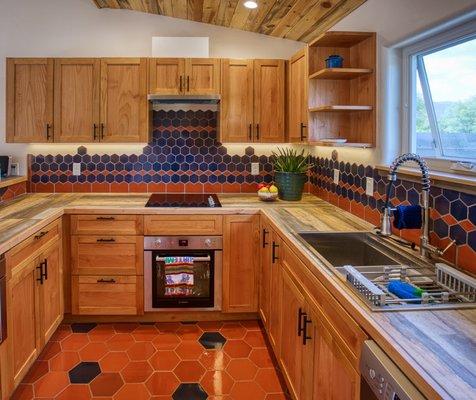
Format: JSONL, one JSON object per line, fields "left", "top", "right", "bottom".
{"left": 272, "top": 147, "right": 311, "bottom": 201}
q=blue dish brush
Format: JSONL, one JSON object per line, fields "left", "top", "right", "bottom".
{"left": 388, "top": 281, "right": 423, "bottom": 299}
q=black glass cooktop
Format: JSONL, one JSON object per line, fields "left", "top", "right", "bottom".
{"left": 145, "top": 193, "right": 222, "bottom": 208}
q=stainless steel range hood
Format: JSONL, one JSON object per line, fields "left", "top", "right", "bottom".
{"left": 148, "top": 94, "right": 220, "bottom": 111}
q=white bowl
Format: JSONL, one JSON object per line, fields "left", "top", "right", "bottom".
{"left": 258, "top": 191, "right": 278, "bottom": 201}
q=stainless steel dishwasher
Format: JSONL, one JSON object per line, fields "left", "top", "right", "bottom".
{"left": 0, "top": 254, "right": 6, "bottom": 344}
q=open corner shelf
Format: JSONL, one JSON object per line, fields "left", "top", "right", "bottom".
{"left": 309, "top": 105, "right": 373, "bottom": 113}
{"left": 309, "top": 68, "right": 372, "bottom": 80}
{"left": 309, "top": 31, "right": 374, "bottom": 48}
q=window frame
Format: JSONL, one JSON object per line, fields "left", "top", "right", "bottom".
{"left": 402, "top": 18, "right": 476, "bottom": 167}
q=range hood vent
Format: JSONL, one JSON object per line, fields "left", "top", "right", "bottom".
{"left": 148, "top": 94, "right": 220, "bottom": 112}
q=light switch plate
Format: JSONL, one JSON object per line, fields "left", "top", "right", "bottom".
{"left": 333, "top": 169, "right": 339, "bottom": 184}
{"left": 72, "top": 163, "right": 81, "bottom": 176}
{"left": 251, "top": 162, "right": 260, "bottom": 176}
{"left": 365, "top": 177, "right": 374, "bottom": 196}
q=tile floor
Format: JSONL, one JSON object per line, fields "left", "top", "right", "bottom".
{"left": 11, "top": 320, "right": 289, "bottom": 400}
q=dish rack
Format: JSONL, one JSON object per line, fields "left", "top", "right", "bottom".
{"left": 343, "top": 263, "right": 476, "bottom": 311}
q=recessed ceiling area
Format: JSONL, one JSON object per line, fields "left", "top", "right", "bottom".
{"left": 91, "top": 0, "right": 367, "bottom": 43}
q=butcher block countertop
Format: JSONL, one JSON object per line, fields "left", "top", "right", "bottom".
{"left": 0, "top": 193, "right": 475, "bottom": 399}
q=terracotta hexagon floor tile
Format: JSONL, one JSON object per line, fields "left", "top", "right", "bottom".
{"left": 255, "top": 368, "right": 284, "bottom": 393}
{"left": 106, "top": 333, "right": 135, "bottom": 351}
{"left": 244, "top": 331, "right": 267, "bottom": 348}
{"left": 79, "top": 342, "right": 108, "bottom": 361}
{"left": 249, "top": 348, "right": 274, "bottom": 368}
{"left": 132, "top": 324, "right": 160, "bottom": 342}
{"left": 227, "top": 358, "right": 258, "bottom": 381}
{"left": 146, "top": 371, "right": 180, "bottom": 395}
{"left": 100, "top": 352, "right": 130, "bottom": 372}
{"left": 152, "top": 332, "right": 181, "bottom": 350}
{"left": 220, "top": 323, "right": 247, "bottom": 339}
{"left": 199, "top": 350, "right": 230, "bottom": 371}
{"left": 61, "top": 334, "right": 90, "bottom": 351}
{"left": 240, "top": 320, "right": 262, "bottom": 330}
{"left": 113, "top": 383, "right": 151, "bottom": 400}
{"left": 156, "top": 322, "right": 181, "bottom": 333}
{"left": 121, "top": 361, "right": 153, "bottom": 383}
{"left": 176, "top": 324, "right": 203, "bottom": 341}
{"left": 10, "top": 384, "right": 33, "bottom": 400}
{"left": 127, "top": 342, "right": 156, "bottom": 361}
{"left": 231, "top": 381, "right": 266, "bottom": 400}
{"left": 175, "top": 341, "right": 205, "bottom": 360}
{"left": 173, "top": 360, "right": 206, "bottom": 382}
{"left": 55, "top": 384, "right": 91, "bottom": 400}
{"left": 33, "top": 371, "right": 69, "bottom": 397}
{"left": 50, "top": 325, "right": 72, "bottom": 342}
{"left": 265, "top": 393, "right": 289, "bottom": 399}
{"left": 89, "top": 324, "right": 116, "bottom": 342}
{"left": 200, "top": 370, "right": 234, "bottom": 396}
{"left": 50, "top": 351, "right": 80, "bottom": 371}
{"left": 38, "top": 341, "right": 61, "bottom": 360}
{"left": 113, "top": 323, "right": 140, "bottom": 333}
{"left": 224, "top": 339, "right": 252, "bottom": 358}
{"left": 22, "top": 361, "right": 49, "bottom": 383}
{"left": 90, "top": 372, "right": 124, "bottom": 396}
{"left": 149, "top": 350, "right": 181, "bottom": 371}
{"left": 197, "top": 321, "right": 224, "bottom": 331}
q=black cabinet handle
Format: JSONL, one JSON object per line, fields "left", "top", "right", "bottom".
{"left": 187, "top": 76, "right": 190, "bottom": 92}
{"left": 37, "top": 260, "right": 47, "bottom": 284}
{"left": 256, "top": 123, "right": 260, "bottom": 140}
{"left": 262, "top": 229, "right": 269, "bottom": 248}
{"left": 249, "top": 124, "right": 252, "bottom": 141}
{"left": 97, "top": 278, "right": 116, "bottom": 283}
{"left": 298, "top": 308, "right": 306, "bottom": 336}
{"left": 302, "top": 314, "right": 312, "bottom": 345}
{"left": 100, "top": 123, "right": 105, "bottom": 140}
{"left": 93, "top": 123, "right": 98, "bottom": 141}
{"left": 34, "top": 231, "right": 48, "bottom": 240}
{"left": 96, "top": 216, "right": 115, "bottom": 221}
{"left": 179, "top": 76, "right": 183, "bottom": 92}
{"left": 272, "top": 241, "right": 279, "bottom": 263}
{"left": 300, "top": 122, "right": 307, "bottom": 141}
{"left": 46, "top": 124, "right": 52, "bottom": 140}
{"left": 36, "top": 264, "right": 44, "bottom": 284}
{"left": 96, "top": 238, "right": 116, "bottom": 243}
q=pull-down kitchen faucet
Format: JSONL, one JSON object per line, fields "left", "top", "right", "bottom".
{"left": 380, "top": 153, "right": 453, "bottom": 259}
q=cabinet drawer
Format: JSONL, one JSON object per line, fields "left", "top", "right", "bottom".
{"left": 71, "top": 215, "right": 143, "bottom": 235}
{"left": 6, "top": 219, "right": 61, "bottom": 271}
{"left": 71, "top": 236, "right": 143, "bottom": 275}
{"left": 72, "top": 275, "right": 142, "bottom": 315}
{"left": 144, "top": 215, "right": 223, "bottom": 235}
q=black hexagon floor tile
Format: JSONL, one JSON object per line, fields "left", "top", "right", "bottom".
{"left": 71, "top": 322, "right": 97, "bottom": 333}
{"left": 68, "top": 361, "right": 101, "bottom": 384}
{"left": 173, "top": 383, "right": 208, "bottom": 400}
{"left": 199, "top": 332, "right": 226, "bottom": 350}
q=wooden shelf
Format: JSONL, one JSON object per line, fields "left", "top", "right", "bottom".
{"left": 309, "top": 141, "right": 373, "bottom": 148}
{"left": 309, "top": 105, "right": 373, "bottom": 112}
{"left": 309, "top": 68, "right": 372, "bottom": 80}
{"left": 309, "top": 31, "right": 374, "bottom": 47}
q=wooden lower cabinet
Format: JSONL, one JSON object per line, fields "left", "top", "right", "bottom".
{"left": 223, "top": 215, "right": 260, "bottom": 312}
{"left": 258, "top": 219, "right": 272, "bottom": 325}
{"left": 267, "top": 229, "right": 282, "bottom": 352}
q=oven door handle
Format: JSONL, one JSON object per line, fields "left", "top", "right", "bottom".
{"left": 155, "top": 256, "right": 211, "bottom": 262}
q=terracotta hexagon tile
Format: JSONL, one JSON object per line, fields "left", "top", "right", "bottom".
{"left": 200, "top": 370, "right": 234, "bottom": 396}
{"left": 241, "top": 320, "right": 262, "bottom": 330}
{"left": 89, "top": 324, "right": 116, "bottom": 342}
{"left": 38, "top": 341, "right": 61, "bottom": 360}
{"left": 50, "top": 351, "right": 80, "bottom": 371}
{"left": 146, "top": 371, "right": 180, "bottom": 395}
{"left": 61, "top": 334, "right": 90, "bottom": 351}
{"left": 244, "top": 331, "right": 267, "bottom": 348}
{"left": 156, "top": 322, "right": 181, "bottom": 333}
{"left": 176, "top": 324, "right": 203, "bottom": 341}
{"left": 231, "top": 381, "right": 266, "bottom": 400}
{"left": 22, "top": 361, "right": 49, "bottom": 383}
{"left": 50, "top": 325, "right": 72, "bottom": 342}
{"left": 255, "top": 368, "right": 284, "bottom": 393}
{"left": 175, "top": 341, "right": 205, "bottom": 360}
{"left": 106, "top": 333, "right": 135, "bottom": 351}
{"left": 152, "top": 332, "right": 181, "bottom": 350}
{"left": 227, "top": 358, "right": 258, "bottom": 381}
{"left": 114, "top": 383, "right": 151, "bottom": 400}
{"left": 132, "top": 324, "right": 159, "bottom": 342}
{"left": 249, "top": 349, "right": 274, "bottom": 368}
{"left": 220, "top": 323, "right": 247, "bottom": 339}
{"left": 149, "top": 350, "right": 180, "bottom": 371}
{"left": 33, "top": 371, "right": 69, "bottom": 398}
{"left": 265, "top": 393, "right": 289, "bottom": 399}
{"left": 79, "top": 342, "right": 108, "bottom": 361}
{"left": 199, "top": 350, "right": 230, "bottom": 371}
{"left": 121, "top": 361, "right": 153, "bottom": 383}
{"left": 113, "top": 323, "right": 140, "bottom": 333}
{"left": 127, "top": 342, "right": 156, "bottom": 361}
{"left": 55, "top": 384, "right": 91, "bottom": 400}
{"left": 173, "top": 360, "right": 206, "bottom": 382}
{"left": 100, "top": 352, "right": 130, "bottom": 372}
{"left": 224, "top": 339, "right": 252, "bottom": 358}
{"left": 90, "top": 373, "right": 124, "bottom": 396}
{"left": 10, "top": 384, "right": 33, "bottom": 400}
{"left": 197, "top": 321, "right": 224, "bottom": 331}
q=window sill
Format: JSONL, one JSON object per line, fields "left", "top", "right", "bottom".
{"left": 375, "top": 165, "right": 476, "bottom": 194}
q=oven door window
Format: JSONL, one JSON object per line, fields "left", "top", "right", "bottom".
{"left": 152, "top": 250, "right": 214, "bottom": 308}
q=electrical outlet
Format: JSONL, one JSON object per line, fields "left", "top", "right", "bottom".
{"left": 365, "top": 177, "right": 374, "bottom": 196}
{"left": 333, "top": 169, "right": 339, "bottom": 184}
{"left": 72, "top": 163, "right": 82, "bottom": 176}
{"left": 251, "top": 162, "right": 260, "bottom": 176}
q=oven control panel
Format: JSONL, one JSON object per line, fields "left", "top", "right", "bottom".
{"left": 144, "top": 236, "right": 223, "bottom": 250}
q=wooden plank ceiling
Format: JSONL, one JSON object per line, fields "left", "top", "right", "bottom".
{"left": 91, "top": 0, "right": 366, "bottom": 43}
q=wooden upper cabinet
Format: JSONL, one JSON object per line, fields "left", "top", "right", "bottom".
{"left": 54, "top": 58, "right": 100, "bottom": 142}
{"left": 185, "top": 58, "right": 221, "bottom": 94}
{"left": 100, "top": 58, "right": 148, "bottom": 142}
{"left": 254, "top": 59, "right": 285, "bottom": 143}
{"left": 6, "top": 58, "right": 54, "bottom": 143}
{"left": 220, "top": 59, "right": 254, "bottom": 142}
{"left": 288, "top": 49, "right": 308, "bottom": 143}
{"left": 149, "top": 58, "right": 185, "bottom": 94}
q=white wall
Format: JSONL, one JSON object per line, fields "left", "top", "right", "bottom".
{"left": 0, "top": 0, "right": 304, "bottom": 172}
{"left": 314, "top": 0, "right": 476, "bottom": 166}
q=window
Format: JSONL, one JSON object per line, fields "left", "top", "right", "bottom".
{"left": 404, "top": 20, "right": 476, "bottom": 163}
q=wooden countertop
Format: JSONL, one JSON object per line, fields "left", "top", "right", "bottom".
{"left": 0, "top": 193, "right": 474, "bottom": 399}
{"left": 0, "top": 175, "right": 27, "bottom": 189}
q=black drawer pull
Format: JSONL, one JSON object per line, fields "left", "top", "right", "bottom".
{"left": 298, "top": 308, "right": 305, "bottom": 336}
{"left": 34, "top": 231, "right": 49, "bottom": 240}
{"left": 272, "top": 241, "right": 279, "bottom": 263}
{"left": 262, "top": 229, "right": 269, "bottom": 248}
{"left": 302, "top": 314, "right": 312, "bottom": 345}
{"left": 97, "top": 278, "right": 116, "bottom": 283}
{"left": 96, "top": 238, "right": 116, "bottom": 243}
{"left": 96, "top": 216, "right": 115, "bottom": 221}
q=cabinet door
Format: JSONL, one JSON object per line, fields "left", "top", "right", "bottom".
{"left": 7, "top": 258, "right": 40, "bottom": 387}
{"left": 288, "top": 49, "right": 308, "bottom": 142}
{"left": 279, "top": 267, "right": 305, "bottom": 400}
{"left": 223, "top": 215, "right": 260, "bottom": 312}
{"left": 6, "top": 58, "right": 54, "bottom": 143}
{"left": 258, "top": 219, "right": 272, "bottom": 326}
{"left": 38, "top": 240, "right": 63, "bottom": 345}
{"left": 268, "top": 230, "right": 282, "bottom": 352}
{"left": 253, "top": 60, "right": 285, "bottom": 143}
{"left": 100, "top": 58, "right": 148, "bottom": 142}
{"left": 185, "top": 58, "right": 220, "bottom": 94}
{"left": 54, "top": 58, "right": 100, "bottom": 143}
{"left": 149, "top": 58, "right": 185, "bottom": 94}
{"left": 220, "top": 59, "right": 254, "bottom": 142}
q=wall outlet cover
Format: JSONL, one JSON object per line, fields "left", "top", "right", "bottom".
{"left": 365, "top": 177, "right": 374, "bottom": 196}
{"left": 333, "top": 169, "right": 339, "bottom": 184}
{"left": 72, "top": 163, "right": 82, "bottom": 176}
{"left": 251, "top": 162, "right": 260, "bottom": 176}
